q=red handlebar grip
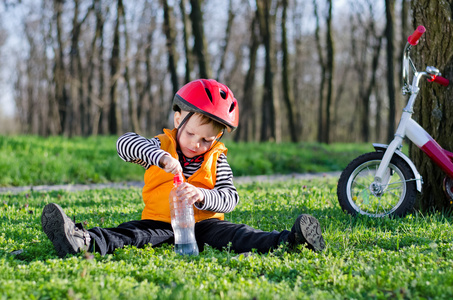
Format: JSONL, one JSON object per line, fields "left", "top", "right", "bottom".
{"left": 408, "top": 25, "right": 426, "bottom": 46}
{"left": 433, "top": 75, "right": 450, "bottom": 87}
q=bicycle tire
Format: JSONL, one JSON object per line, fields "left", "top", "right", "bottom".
{"left": 337, "top": 151, "right": 417, "bottom": 217}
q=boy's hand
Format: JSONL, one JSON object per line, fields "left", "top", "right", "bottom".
{"left": 176, "top": 183, "right": 204, "bottom": 206}
{"left": 159, "top": 154, "right": 182, "bottom": 175}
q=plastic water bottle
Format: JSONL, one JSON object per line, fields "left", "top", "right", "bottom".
{"left": 169, "top": 173, "right": 199, "bottom": 256}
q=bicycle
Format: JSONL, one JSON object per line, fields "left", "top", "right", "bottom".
{"left": 336, "top": 25, "right": 451, "bottom": 218}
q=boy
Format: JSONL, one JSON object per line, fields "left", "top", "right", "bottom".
{"left": 41, "top": 79, "right": 325, "bottom": 257}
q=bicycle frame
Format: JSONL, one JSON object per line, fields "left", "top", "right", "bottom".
{"left": 373, "top": 27, "right": 452, "bottom": 191}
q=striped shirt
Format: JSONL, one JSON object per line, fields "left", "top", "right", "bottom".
{"left": 116, "top": 132, "right": 239, "bottom": 213}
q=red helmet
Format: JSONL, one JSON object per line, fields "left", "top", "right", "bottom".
{"left": 173, "top": 79, "right": 239, "bottom": 132}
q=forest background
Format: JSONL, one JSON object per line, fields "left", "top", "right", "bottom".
{"left": 0, "top": 0, "right": 411, "bottom": 144}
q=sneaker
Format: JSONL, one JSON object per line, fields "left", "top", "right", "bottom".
{"left": 41, "top": 203, "right": 91, "bottom": 258}
{"left": 291, "top": 214, "right": 325, "bottom": 252}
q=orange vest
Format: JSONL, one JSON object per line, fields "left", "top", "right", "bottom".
{"left": 141, "top": 128, "right": 227, "bottom": 223}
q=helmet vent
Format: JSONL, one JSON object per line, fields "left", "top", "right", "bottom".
{"left": 205, "top": 88, "right": 213, "bottom": 103}
{"left": 220, "top": 90, "right": 227, "bottom": 99}
{"left": 229, "top": 102, "right": 236, "bottom": 113}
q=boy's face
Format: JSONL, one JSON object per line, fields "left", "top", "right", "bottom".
{"left": 174, "top": 112, "right": 221, "bottom": 158}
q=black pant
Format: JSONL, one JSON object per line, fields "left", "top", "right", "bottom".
{"left": 88, "top": 218, "right": 293, "bottom": 256}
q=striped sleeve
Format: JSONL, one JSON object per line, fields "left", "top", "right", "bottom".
{"left": 196, "top": 153, "right": 239, "bottom": 213}
{"left": 116, "top": 132, "right": 167, "bottom": 169}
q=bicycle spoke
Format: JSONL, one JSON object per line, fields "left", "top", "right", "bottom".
{"left": 354, "top": 176, "right": 373, "bottom": 188}
{"left": 375, "top": 202, "right": 389, "bottom": 215}
{"left": 352, "top": 181, "right": 369, "bottom": 191}
{"left": 381, "top": 177, "right": 418, "bottom": 188}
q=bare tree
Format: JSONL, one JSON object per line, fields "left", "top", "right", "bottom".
{"left": 280, "top": 0, "right": 297, "bottom": 142}
{"left": 108, "top": 0, "right": 123, "bottom": 135}
{"left": 68, "top": 0, "right": 92, "bottom": 136}
{"left": 53, "top": 0, "right": 67, "bottom": 135}
{"left": 162, "top": 0, "right": 179, "bottom": 96}
{"left": 137, "top": 2, "right": 158, "bottom": 135}
{"left": 313, "top": 0, "right": 325, "bottom": 143}
{"left": 385, "top": 0, "right": 396, "bottom": 142}
{"left": 23, "top": 21, "right": 37, "bottom": 134}
{"left": 5, "top": 0, "right": 415, "bottom": 145}
{"left": 350, "top": 0, "right": 383, "bottom": 142}
{"left": 179, "top": 0, "right": 192, "bottom": 84}
{"left": 324, "top": 0, "right": 334, "bottom": 144}
{"left": 89, "top": 0, "right": 106, "bottom": 136}
{"left": 216, "top": 0, "right": 235, "bottom": 82}
{"left": 189, "top": 0, "right": 211, "bottom": 79}
{"left": 291, "top": 0, "right": 310, "bottom": 140}
{"left": 122, "top": 0, "right": 140, "bottom": 134}
{"left": 308, "top": 0, "right": 334, "bottom": 143}
{"left": 256, "top": 0, "right": 279, "bottom": 142}
{"left": 313, "top": 0, "right": 334, "bottom": 144}
{"left": 235, "top": 8, "right": 259, "bottom": 142}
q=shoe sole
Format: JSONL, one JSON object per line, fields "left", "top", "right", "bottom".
{"left": 41, "top": 203, "right": 78, "bottom": 257}
{"left": 296, "top": 214, "right": 326, "bottom": 252}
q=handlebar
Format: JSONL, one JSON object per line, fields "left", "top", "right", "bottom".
{"left": 403, "top": 25, "right": 450, "bottom": 95}
{"left": 408, "top": 25, "right": 426, "bottom": 46}
{"left": 428, "top": 75, "right": 450, "bottom": 87}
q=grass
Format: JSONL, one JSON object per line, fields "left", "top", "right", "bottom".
{"left": 0, "top": 135, "right": 141, "bottom": 186}
{"left": 0, "top": 135, "right": 373, "bottom": 186}
{"left": 227, "top": 141, "right": 376, "bottom": 176}
{"left": 1, "top": 135, "right": 450, "bottom": 298}
{"left": 1, "top": 178, "right": 453, "bottom": 299}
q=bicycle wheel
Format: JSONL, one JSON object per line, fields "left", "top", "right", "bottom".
{"left": 337, "top": 151, "right": 417, "bottom": 217}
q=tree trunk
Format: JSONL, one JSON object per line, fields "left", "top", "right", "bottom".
{"left": 67, "top": 0, "right": 79, "bottom": 137}
{"left": 109, "top": 0, "right": 123, "bottom": 135}
{"left": 410, "top": 0, "right": 453, "bottom": 212}
{"left": 122, "top": 1, "right": 140, "bottom": 133}
{"left": 291, "top": 0, "right": 306, "bottom": 140}
{"left": 189, "top": 0, "right": 211, "bottom": 79}
{"left": 40, "top": 0, "right": 59, "bottom": 136}
{"left": 235, "top": 13, "right": 259, "bottom": 142}
{"left": 24, "top": 27, "right": 35, "bottom": 134}
{"left": 216, "top": 0, "right": 235, "bottom": 82}
{"left": 350, "top": 2, "right": 383, "bottom": 143}
{"left": 53, "top": 0, "right": 66, "bottom": 135}
{"left": 375, "top": 89, "right": 383, "bottom": 140}
{"left": 139, "top": 8, "right": 156, "bottom": 135}
{"left": 69, "top": 0, "right": 91, "bottom": 136}
{"left": 313, "top": 0, "right": 326, "bottom": 143}
{"left": 281, "top": 0, "right": 297, "bottom": 142}
{"left": 179, "top": 0, "right": 192, "bottom": 84}
{"left": 257, "top": 0, "right": 277, "bottom": 142}
{"left": 324, "top": 0, "right": 334, "bottom": 144}
{"left": 362, "top": 35, "right": 382, "bottom": 142}
{"left": 162, "top": 0, "right": 179, "bottom": 96}
{"left": 89, "top": 0, "right": 105, "bottom": 136}
{"left": 385, "top": 0, "right": 396, "bottom": 142}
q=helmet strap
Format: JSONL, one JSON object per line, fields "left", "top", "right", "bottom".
{"left": 216, "top": 128, "right": 225, "bottom": 142}
{"left": 210, "top": 128, "right": 225, "bottom": 150}
{"left": 176, "top": 112, "right": 193, "bottom": 147}
{"left": 177, "top": 112, "right": 194, "bottom": 131}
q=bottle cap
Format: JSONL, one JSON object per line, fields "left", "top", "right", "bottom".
{"left": 173, "top": 173, "right": 184, "bottom": 185}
